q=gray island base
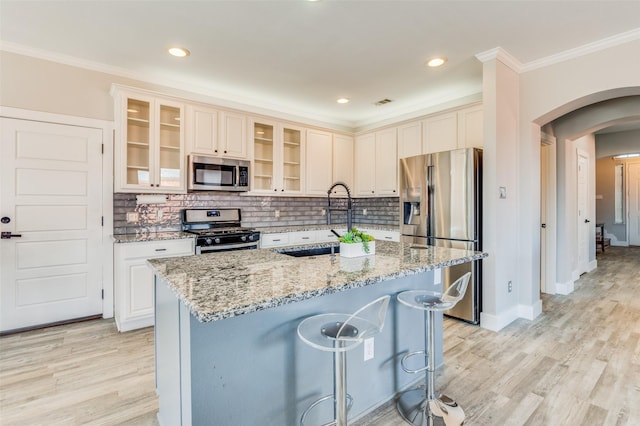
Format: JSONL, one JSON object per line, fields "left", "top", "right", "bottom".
{"left": 150, "top": 241, "right": 487, "bottom": 426}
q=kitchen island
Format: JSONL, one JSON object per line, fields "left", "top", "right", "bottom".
{"left": 149, "top": 240, "right": 487, "bottom": 426}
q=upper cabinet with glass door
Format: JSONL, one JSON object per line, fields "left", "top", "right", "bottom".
{"left": 113, "top": 86, "right": 186, "bottom": 193}
{"left": 251, "top": 119, "right": 303, "bottom": 194}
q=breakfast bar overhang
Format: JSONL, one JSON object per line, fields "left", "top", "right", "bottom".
{"left": 149, "top": 241, "right": 487, "bottom": 425}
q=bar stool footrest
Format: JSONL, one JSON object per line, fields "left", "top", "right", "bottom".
{"left": 300, "top": 393, "right": 353, "bottom": 426}
{"left": 400, "top": 350, "right": 431, "bottom": 374}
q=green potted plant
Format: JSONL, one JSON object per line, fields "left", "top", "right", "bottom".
{"left": 338, "top": 227, "right": 375, "bottom": 257}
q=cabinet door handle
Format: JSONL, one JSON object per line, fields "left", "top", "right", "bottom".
{"left": 273, "top": 239, "right": 281, "bottom": 242}
{"left": 155, "top": 248, "right": 167, "bottom": 252}
{"left": 301, "top": 237, "right": 310, "bottom": 240}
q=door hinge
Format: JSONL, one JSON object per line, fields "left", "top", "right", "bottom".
{"left": 101, "top": 216, "right": 104, "bottom": 226}
{"left": 101, "top": 289, "right": 104, "bottom": 299}
{"left": 101, "top": 143, "right": 104, "bottom": 154}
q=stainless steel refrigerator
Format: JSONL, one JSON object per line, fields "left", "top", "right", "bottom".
{"left": 399, "top": 148, "right": 482, "bottom": 324}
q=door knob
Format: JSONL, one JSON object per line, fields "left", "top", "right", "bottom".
{"left": 541, "top": 223, "right": 546, "bottom": 228}
{"left": 585, "top": 219, "right": 591, "bottom": 223}
{"left": 1, "top": 217, "right": 10, "bottom": 224}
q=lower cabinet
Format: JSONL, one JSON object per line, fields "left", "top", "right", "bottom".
{"left": 114, "top": 238, "right": 194, "bottom": 331}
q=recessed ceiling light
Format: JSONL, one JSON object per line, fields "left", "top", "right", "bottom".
{"left": 168, "top": 47, "right": 190, "bottom": 58}
{"left": 337, "top": 98, "right": 350, "bottom": 104}
{"left": 426, "top": 57, "right": 447, "bottom": 68}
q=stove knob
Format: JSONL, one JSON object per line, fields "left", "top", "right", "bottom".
{"left": 205, "top": 238, "right": 213, "bottom": 245}
{"left": 240, "top": 235, "right": 247, "bottom": 242}
{"left": 214, "top": 237, "right": 221, "bottom": 244}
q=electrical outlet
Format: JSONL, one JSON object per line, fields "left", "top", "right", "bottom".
{"left": 321, "top": 208, "right": 326, "bottom": 216}
{"left": 274, "top": 210, "right": 280, "bottom": 218}
{"left": 126, "top": 212, "right": 139, "bottom": 223}
{"left": 508, "top": 280, "right": 513, "bottom": 293}
{"left": 156, "top": 208, "right": 163, "bottom": 221}
{"left": 499, "top": 186, "right": 507, "bottom": 199}
{"left": 364, "top": 337, "right": 374, "bottom": 361}
{"left": 363, "top": 208, "right": 368, "bottom": 216}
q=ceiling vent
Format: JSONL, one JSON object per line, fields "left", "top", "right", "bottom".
{"left": 374, "top": 98, "right": 393, "bottom": 106}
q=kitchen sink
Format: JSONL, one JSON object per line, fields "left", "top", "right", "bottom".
{"left": 278, "top": 246, "right": 340, "bottom": 257}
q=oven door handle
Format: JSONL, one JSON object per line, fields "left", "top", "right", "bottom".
{"left": 198, "top": 241, "right": 259, "bottom": 253}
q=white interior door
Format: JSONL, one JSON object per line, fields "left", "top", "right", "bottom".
{"left": 0, "top": 118, "right": 103, "bottom": 332}
{"left": 629, "top": 162, "right": 640, "bottom": 246}
{"left": 576, "top": 150, "right": 590, "bottom": 275}
{"left": 540, "top": 144, "right": 548, "bottom": 293}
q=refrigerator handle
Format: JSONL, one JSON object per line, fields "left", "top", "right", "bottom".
{"left": 426, "top": 164, "right": 434, "bottom": 242}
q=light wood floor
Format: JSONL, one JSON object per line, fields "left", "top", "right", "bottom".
{"left": 1, "top": 247, "right": 638, "bottom": 425}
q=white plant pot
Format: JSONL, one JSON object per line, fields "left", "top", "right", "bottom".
{"left": 339, "top": 241, "right": 375, "bottom": 258}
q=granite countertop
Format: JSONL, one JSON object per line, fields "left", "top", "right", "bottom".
{"left": 112, "top": 231, "right": 194, "bottom": 243}
{"left": 147, "top": 240, "right": 487, "bottom": 323}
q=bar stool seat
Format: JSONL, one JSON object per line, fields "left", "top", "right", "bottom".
{"left": 396, "top": 272, "right": 471, "bottom": 426}
{"left": 298, "top": 295, "right": 391, "bottom": 426}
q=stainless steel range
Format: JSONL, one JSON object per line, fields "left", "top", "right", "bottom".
{"left": 181, "top": 208, "right": 260, "bottom": 254}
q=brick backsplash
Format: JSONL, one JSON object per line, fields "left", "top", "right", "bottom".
{"left": 113, "top": 193, "right": 399, "bottom": 234}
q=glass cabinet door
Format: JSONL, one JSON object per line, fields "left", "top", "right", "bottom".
{"left": 253, "top": 122, "right": 275, "bottom": 191}
{"left": 126, "top": 98, "right": 151, "bottom": 186}
{"left": 158, "top": 104, "right": 182, "bottom": 188}
{"left": 282, "top": 127, "right": 301, "bottom": 192}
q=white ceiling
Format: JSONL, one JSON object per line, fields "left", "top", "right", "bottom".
{"left": 1, "top": 1, "right": 639, "bottom": 130}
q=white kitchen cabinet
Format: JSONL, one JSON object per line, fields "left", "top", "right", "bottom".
{"left": 332, "top": 134, "right": 354, "bottom": 196}
{"left": 457, "top": 105, "right": 484, "bottom": 149}
{"left": 397, "top": 121, "right": 422, "bottom": 159}
{"left": 113, "top": 87, "right": 185, "bottom": 193}
{"left": 422, "top": 111, "right": 457, "bottom": 154}
{"left": 305, "top": 129, "right": 333, "bottom": 195}
{"left": 114, "top": 238, "right": 194, "bottom": 332}
{"left": 374, "top": 128, "right": 398, "bottom": 196}
{"left": 355, "top": 129, "right": 398, "bottom": 197}
{"left": 354, "top": 133, "right": 376, "bottom": 196}
{"left": 185, "top": 104, "right": 218, "bottom": 156}
{"left": 183, "top": 104, "right": 248, "bottom": 159}
{"left": 218, "top": 110, "right": 248, "bottom": 158}
{"left": 251, "top": 119, "right": 304, "bottom": 195}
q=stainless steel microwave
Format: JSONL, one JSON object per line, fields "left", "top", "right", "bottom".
{"left": 187, "top": 155, "right": 250, "bottom": 191}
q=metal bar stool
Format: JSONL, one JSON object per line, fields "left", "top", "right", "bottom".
{"left": 297, "top": 295, "right": 391, "bottom": 426}
{"left": 396, "top": 272, "right": 471, "bottom": 426}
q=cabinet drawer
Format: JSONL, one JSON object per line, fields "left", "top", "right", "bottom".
{"left": 289, "top": 231, "right": 317, "bottom": 245}
{"left": 260, "top": 233, "right": 290, "bottom": 248}
{"left": 117, "top": 239, "right": 194, "bottom": 259}
{"left": 316, "top": 229, "right": 345, "bottom": 242}
{"left": 361, "top": 229, "right": 400, "bottom": 242}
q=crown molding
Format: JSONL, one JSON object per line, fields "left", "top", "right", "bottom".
{"left": 475, "top": 47, "right": 523, "bottom": 73}
{"left": 521, "top": 27, "right": 640, "bottom": 72}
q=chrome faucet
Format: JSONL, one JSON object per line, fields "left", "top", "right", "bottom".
{"left": 327, "top": 181, "right": 353, "bottom": 233}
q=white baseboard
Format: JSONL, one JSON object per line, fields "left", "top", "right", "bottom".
{"left": 555, "top": 279, "right": 574, "bottom": 295}
{"left": 587, "top": 260, "right": 597, "bottom": 272}
{"left": 611, "top": 240, "right": 628, "bottom": 246}
{"left": 518, "top": 300, "right": 542, "bottom": 321}
{"left": 480, "top": 299, "right": 543, "bottom": 331}
{"left": 480, "top": 306, "right": 519, "bottom": 331}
